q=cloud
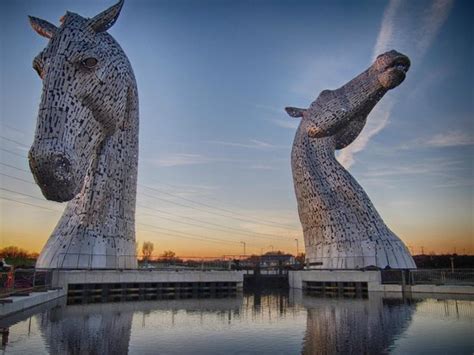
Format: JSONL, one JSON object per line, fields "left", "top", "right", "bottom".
{"left": 362, "top": 158, "right": 465, "bottom": 178}
{"left": 337, "top": 102, "right": 393, "bottom": 168}
{"left": 138, "top": 182, "right": 219, "bottom": 199}
{"left": 207, "top": 139, "right": 281, "bottom": 150}
{"left": 248, "top": 164, "right": 278, "bottom": 171}
{"left": 423, "top": 131, "right": 474, "bottom": 148}
{"left": 147, "top": 153, "right": 227, "bottom": 167}
{"left": 337, "top": 0, "right": 454, "bottom": 169}
{"left": 360, "top": 158, "right": 473, "bottom": 190}
{"left": 144, "top": 153, "right": 273, "bottom": 168}
{"left": 254, "top": 103, "right": 283, "bottom": 114}
{"left": 253, "top": 103, "right": 300, "bottom": 130}
{"left": 400, "top": 130, "right": 474, "bottom": 149}
{"left": 272, "top": 118, "right": 300, "bottom": 130}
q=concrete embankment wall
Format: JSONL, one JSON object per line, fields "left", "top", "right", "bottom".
{"left": 0, "top": 288, "right": 66, "bottom": 318}
{"left": 52, "top": 270, "right": 245, "bottom": 290}
{"left": 1, "top": 270, "right": 245, "bottom": 318}
{"left": 289, "top": 270, "right": 474, "bottom": 295}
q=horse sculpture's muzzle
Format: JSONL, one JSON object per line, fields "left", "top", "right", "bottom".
{"left": 28, "top": 145, "right": 80, "bottom": 202}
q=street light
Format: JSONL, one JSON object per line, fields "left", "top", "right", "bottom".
{"left": 240, "top": 241, "right": 246, "bottom": 255}
{"left": 294, "top": 238, "right": 299, "bottom": 256}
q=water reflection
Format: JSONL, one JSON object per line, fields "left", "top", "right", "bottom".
{"left": 300, "top": 293, "right": 417, "bottom": 354}
{"left": 37, "top": 297, "right": 243, "bottom": 355}
{"left": 1, "top": 291, "right": 473, "bottom": 354}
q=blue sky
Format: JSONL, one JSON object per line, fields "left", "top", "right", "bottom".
{"left": 0, "top": 0, "right": 472, "bottom": 256}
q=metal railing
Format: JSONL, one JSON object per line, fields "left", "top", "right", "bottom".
{"left": 380, "top": 269, "right": 474, "bottom": 286}
{"left": 55, "top": 253, "right": 137, "bottom": 270}
{"left": 53, "top": 253, "right": 238, "bottom": 271}
{"left": 303, "top": 255, "right": 379, "bottom": 269}
{"left": 410, "top": 269, "right": 474, "bottom": 286}
{"left": 0, "top": 269, "right": 53, "bottom": 298}
{"left": 51, "top": 253, "right": 299, "bottom": 271}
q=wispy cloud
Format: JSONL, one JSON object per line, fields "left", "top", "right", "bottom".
{"left": 248, "top": 164, "right": 278, "bottom": 171}
{"left": 362, "top": 158, "right": 465, "bottom": 178}
{"left": 144, "top": 152, "right": 274, "bottom": 168}
{"left": 360, "top": 158, "right": 472, "bottom": 190}
{"left": 337, "top": 0, "right": 454, "bottom": 169}
{"left": 207, "top": 139, "right": 282, "bottom": 150}
{"left": 422, "top": 131, "right": 474, "bottom": 148}
{"left": 253, "top": 103, "right": 300, "bottom": 130}
{"left": 138, "top": 182, "right": 219, "bottom": 199}
{"left": 400, "top": 130, "right": 474, "bottom": 149}
{"left": 337, "top": 102, "right": 393, "bottom": 168}
{"left": 254, "top": 103, "right": 283, "bottom": 114}
{"left": 271, "top": 118, "right": 299, "bottom": 130}
{"left": 146, "top": 153, "right": 228, "bottom": 167}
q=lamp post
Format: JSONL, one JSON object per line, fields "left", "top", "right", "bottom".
{"left": 294, "top": 238, "right": 299, "bottom": 256}
{"left": 240, "top": 241, "right": 246, "bottom": 255}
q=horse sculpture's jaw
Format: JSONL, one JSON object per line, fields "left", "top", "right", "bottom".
{"left": 288, "top": 50, "right": 416, "bottom": 269}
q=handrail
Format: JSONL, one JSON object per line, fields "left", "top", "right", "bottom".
{"left": 0, "top": 269, "right": 54, "bottom": 299}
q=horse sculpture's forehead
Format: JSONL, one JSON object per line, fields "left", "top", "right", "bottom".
{"left": 60, "top": 12, "right": 89, "bottom": 29}
{"left": 309, "top": 88, "right": 348, "bottom": 113}
{"left": 39, "top": 30, "right": 99, "bottom": 61}
{"left": 39, "top": 13, "right": 99, "bottom": 54}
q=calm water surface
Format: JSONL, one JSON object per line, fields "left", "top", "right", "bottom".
{"left": 1, "top": 291, "right": 472, "bottom": 354}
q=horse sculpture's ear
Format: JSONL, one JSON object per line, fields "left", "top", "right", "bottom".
{"left": 29, "top": 16, "right": 58, "bottom": 39}
{"left": 285, "top": 107, "right": 307, "bottom": 118}
{"left": 88, "top": 0, "right": 124, "bottom": 33}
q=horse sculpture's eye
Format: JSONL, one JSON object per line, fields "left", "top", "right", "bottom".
{"left": 82, "top": 57, "right": 98, "bottom": 69}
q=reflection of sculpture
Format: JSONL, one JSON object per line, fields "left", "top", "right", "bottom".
{"left": 41, "top": 302, "right": 134, "bottom": 354}
{"left": 28, "top": 0, "right": 138, "bottom": 269}
{"left": 38, "top": 297, "right": 242, "bottom": 354}
{"left": 286, "top": 50, "right": 416, "bottom": 269}
{"left": 301, "top": 294, "right": 416, "bottom": 354}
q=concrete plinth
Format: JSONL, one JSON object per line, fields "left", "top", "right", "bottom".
{"left": 289, "top": 270, "right": 381, "bottom": 291}
{"left": 52, "top": 270, "right": 245, "bottom": 290}
{"left": 289, "top": 270, "right": 474, "bottom": 295}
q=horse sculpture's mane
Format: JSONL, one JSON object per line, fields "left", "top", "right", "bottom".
{"left": 286, "top": 50, "right": 416, "bottom": 269}
{"left": 29, "top": 0, "right": 139, "bottom": 269}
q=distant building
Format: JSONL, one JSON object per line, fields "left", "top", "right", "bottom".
{"left": 260, "top": 254, "right": 295, "bottom": 267}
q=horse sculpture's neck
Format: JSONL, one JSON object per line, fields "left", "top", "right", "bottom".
{"left": 35, "top": 84, "right": 139, "bottom": 269}
{"left": 74, "top": 86, "right": 139, "bottom": 232}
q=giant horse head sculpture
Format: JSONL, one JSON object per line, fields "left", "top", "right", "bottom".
{"left": 29, "top": 0, "right": 139, "bottom": 269}
{"left": 286, "top": 50, "right": 410, "bottom": 148}
{"left": 286, "top": 50, "right": 416, "bottom": 269}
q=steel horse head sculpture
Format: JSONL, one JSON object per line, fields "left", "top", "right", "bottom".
{"left": 29, "top": 0, "right": 138, "bottom": 269}
{"left": 286, "top": 50, "right": 416, "bottom": 269}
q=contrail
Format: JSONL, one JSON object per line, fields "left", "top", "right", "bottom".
{"left": 337, "top": 0, "right": 453, "bottom": 169}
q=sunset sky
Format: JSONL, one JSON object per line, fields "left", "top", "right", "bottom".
{"left": 0, "top": 0, "right": 472, "bottom": 257}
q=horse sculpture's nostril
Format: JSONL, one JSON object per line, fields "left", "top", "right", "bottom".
{"left": 53, "top": 155, "right": 72, "bottom": 182}
{"left": 28, "top": 148, "right": 78, "bottom": 202}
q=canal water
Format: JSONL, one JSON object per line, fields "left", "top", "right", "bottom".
{"left": 1, "top": 290, "right": 472, "bottom": 354}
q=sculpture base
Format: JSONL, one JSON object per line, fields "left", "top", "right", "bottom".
{"left": 36, "top": 229, "right": 138, "bottom": 269}
{"left": 36, "top": 254, "right": 138, "bottom": 269}
{"left": 305, "top": 238, "right": 416, "bottom": 269}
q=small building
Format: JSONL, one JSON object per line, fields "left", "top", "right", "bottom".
{"left": 260, "top": 254, "right": 295, "bottom": 267}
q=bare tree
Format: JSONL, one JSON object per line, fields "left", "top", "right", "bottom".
{"left": 160, "top": 250, "right": 176, "bottom": 263}
{"left": 142, "top": 241, "right": 154, "bottom": 262}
